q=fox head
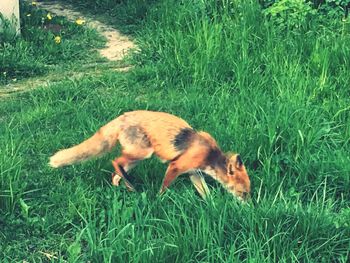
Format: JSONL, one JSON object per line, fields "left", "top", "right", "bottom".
{"left": 224, "top": 153, "right": 251, "bottom": 201}
{"left": 204, "top": 149, "right": 251, "bottom": 201}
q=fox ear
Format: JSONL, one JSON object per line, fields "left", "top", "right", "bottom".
{"left": 225, "top": 152, "right": 234, "bottom": 159}
{"left": 228, "top": 163, "right": 234, "bottom": 175}
{"left": 235, "top": 154, "right": 243, "bottom": 169}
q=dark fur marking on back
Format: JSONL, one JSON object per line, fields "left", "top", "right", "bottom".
{"left": 126, "top": 126, "right": 139, "bottom": 142}
{"left": 101, "top": 140, "right": 110, "bottom": 151}
{"left": 206, "top": 148, "right": 227, "bottom": 172}
{"left": 125, "top": 126, "right": 151, "bottom": 147}
{"left": 173, "top": 128, "right": 195, "bottom": 151}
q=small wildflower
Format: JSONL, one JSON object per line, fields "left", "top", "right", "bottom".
{"left": 26, "top": 13, "right": 31, "bottom": 17}
{"left": 3, "top": 72, "right": 7, "bottom": 76}
{"left": 31, "top": 1, "right": 37, "bottom": 6}
{"left": 54, "top": 36, "right": 61, "bottom": 44}
{"left": 47, "top": 13, "right": 52, "bottom": 20}
{"left": 75, "top": 18, "right": 86, "bottom": 25}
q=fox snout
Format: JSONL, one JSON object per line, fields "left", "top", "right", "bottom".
{"left": 228, "top": 182, "right": 251, "bottom": 201}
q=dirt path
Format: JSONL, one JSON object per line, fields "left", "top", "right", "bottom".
{"left": 0, "top": 66, "right": 116, "bottom": 98}
{"left": 33, "top": 0, "right": 136, "bottom": 61}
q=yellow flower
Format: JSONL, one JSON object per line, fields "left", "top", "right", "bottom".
{"left": 26, "top": 13, "right": 31, "bottom": 17}
{"left": 75, "top": 18, "right": 86, "bottom": 25}
{"left": 47, "top": 13, "right": 52, "bottom": 20}
{"left": 54, "top": 36, "right": 61, "bottom": 44}
{"left": 32, "top": 1, "right": 37, "bottom": 6}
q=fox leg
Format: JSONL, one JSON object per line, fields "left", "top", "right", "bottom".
{"left": 112, "top": 148, "right": 153, "bottom": 191}
{"left": 189, "top": 171, "right": 210, "bottom": 199}
{"left": 159, "top": 162, "right": 186, "bottom": 194}
{"left": 112, "top": 126, "right": 153, "bottom": 190}
{"left": 159, "top": 149, "right": 206, "bottom": 194}
{"left": 111, "top": 155, "right": 138, "bottom": 191}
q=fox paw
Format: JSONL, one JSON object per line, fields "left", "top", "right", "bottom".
{"left": 111, "top": 173, "right": 122, "bottom": 186}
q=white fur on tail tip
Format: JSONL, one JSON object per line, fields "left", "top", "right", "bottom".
{"left": 49, "top": 151, "right": 67, "bottom": 168}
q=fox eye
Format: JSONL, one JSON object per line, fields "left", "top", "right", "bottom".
{"left": 229, "top": 164, "right": 234, "bottom": 175}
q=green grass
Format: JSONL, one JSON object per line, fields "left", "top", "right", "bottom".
{"left": 0, "top": 2, "right": 105, "bottom": 85}
{"left": 1, "top": 0, "right": 350, "bottom": 261}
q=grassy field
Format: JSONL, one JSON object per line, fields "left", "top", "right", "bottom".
{"left": 0, "top": 2, "right": 105, "bottom": 85}
{"left": 1, "top": 0, "right": 350, "bottom": 262}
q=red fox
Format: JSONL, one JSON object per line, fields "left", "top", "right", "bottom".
{"left": 49, "top": 110, "right": 251, "bottom": 201}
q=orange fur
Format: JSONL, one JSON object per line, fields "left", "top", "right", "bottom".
{"left": 49, "top": 110, "right": 251, "bottom": 200}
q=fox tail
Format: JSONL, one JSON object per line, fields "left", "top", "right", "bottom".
{"left": 49, "top": 120, "right": 121, "bottom": 168}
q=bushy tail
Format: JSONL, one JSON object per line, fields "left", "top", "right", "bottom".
{"left": 49, "top": 128, "right": 119, "bottom": 168}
